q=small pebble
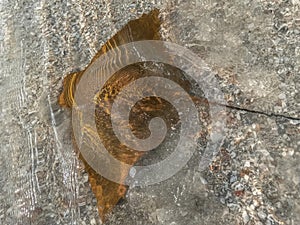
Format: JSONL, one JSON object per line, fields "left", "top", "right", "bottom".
{"left": 278, "top": 93, "right": 286, "bottom": 100}
{"left": 242, "top": 210, "right": 249, "bottom": 224}
{"left": 90, "top": 218, "right": 96, "bottom": 225}
{"left": 258, "top": 211, "right": 267, "bottom": 220}
{"left": 200, "top": 176, "right": 208, "bottom": 185}
{"left": 230, "top": 175, "right": 237, "bottom": 183}
{"left": 244, "top": 161, "right": 251, "bottom": 167}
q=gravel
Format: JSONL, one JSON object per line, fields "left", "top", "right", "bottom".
{"left": 0, "top": 0, "right": 299, "bottom": 225}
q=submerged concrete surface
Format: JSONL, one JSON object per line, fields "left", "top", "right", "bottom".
{"left": 0, "top": 0, "right": 299, "bottom": 224}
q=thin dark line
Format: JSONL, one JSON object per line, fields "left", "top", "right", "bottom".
{"left": 223, "top": 104, "right": 300, "bottom": 121}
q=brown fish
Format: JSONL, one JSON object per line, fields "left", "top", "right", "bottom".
{"left": 59, "top": 8, "right": 211, "bottom": 222}
{"left": 58, "top": 9, "right": 162, "bottom": 222}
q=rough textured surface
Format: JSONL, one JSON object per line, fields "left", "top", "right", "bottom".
{"left": 0, "top": 0, "right": 299, "bottom": 225}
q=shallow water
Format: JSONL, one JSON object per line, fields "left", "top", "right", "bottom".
{"left": 0, "top": 0, "right": 299, "bottom": 225}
